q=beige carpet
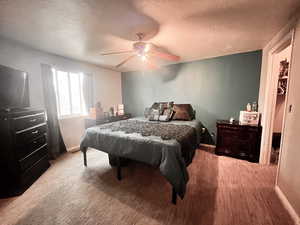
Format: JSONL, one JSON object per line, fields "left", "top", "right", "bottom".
{"left": 0, "top": 149, "right": 294, "bottom": 225}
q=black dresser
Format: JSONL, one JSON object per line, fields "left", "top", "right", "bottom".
{"left": 0, "top": 109, "right": 50, "bottom": 197}
{"left": 215, "top": 120, "right": 262, "bottom": 162}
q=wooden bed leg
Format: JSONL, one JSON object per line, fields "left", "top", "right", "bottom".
{"left": 83, "top": 150, "right": 87, "bottom": 167}
{"left": 117, "top": 157, "right": 122, "bottom": 180}
{"left": 172, "top": 187, "right": 177, "bottom": 205}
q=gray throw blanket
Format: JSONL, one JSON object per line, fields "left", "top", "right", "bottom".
{"left": 80, "top": 118, "right": 202, "bottom": 198}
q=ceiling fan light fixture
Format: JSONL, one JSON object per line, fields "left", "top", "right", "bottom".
{"left": 101, "top": 32, "right": 180, "bottom": 68}
{"left": 144, "top": 43, "right": 151, "bottom": 53}
{"left": 141, "top": 55, "right": 147, "bottom": 61}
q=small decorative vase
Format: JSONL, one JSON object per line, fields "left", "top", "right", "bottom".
{"left": 246, "top": 103, "right": 252, "bottom": 112}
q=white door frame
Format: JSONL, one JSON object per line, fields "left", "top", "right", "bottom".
{"left": 259, "top": 29, "right": 295, "bottom": 165}
{"left": 275, "top": 29, "right": 296, "bottom": 184}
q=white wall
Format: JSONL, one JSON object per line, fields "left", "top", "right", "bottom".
{"left": 58, "top": 116, "right": 87, "bottom": 151}
{"left": 277, "top": 18, "right": 300, "bottom": 220}
{"left": 0, "top": 37, "right": 122, "bottom": 150}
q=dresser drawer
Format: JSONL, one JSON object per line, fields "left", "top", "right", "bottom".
{"left": 19, "top": 145, "right": 48, "bottom": 171}
{"left": 13, "top": 113, "right": 45, "bottom": 132}
{"left": 218, "top": 125, "right": 241, "bottom": 131}
{"left": 16, "top": 135, "right": 47, "bottom": 159}
{"left": 20, "top": 155, "right": 50, "bottom": 188}
{"left": 15, "top": 124, "right": 47, "bottom": 146}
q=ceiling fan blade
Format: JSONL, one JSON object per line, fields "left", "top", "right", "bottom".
{"left": 150, "top": 50, "right": 180, "bottom": 61}
{"left": 116, "top": 55, "right": 136, "bottom": 68}
{"left": 101, "top": 50, "right": 134, "bottom": 56}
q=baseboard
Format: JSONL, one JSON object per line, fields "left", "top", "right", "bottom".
{"left": 199, "top": 144, "right": 216, "bottom": 149}
{"left": 275, "top": 185, "right": 300, "bottom": 225}
{"left": 199, "top": 144, "right": 216, "bottom": 153}
{"left": 67, "top": 146, "right": 80, "bottom": 153}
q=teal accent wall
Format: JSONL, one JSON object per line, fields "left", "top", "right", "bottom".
{"left": 121, "top": 50, "right": 262, "bottom": 144}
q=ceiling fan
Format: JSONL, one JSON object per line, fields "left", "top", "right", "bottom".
{"left": 101, "top": 33, "right": 180, "bottom": 69}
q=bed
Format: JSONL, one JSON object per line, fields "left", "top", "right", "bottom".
{"left": 80, "top": 117, "right": 203, "bottom": 204}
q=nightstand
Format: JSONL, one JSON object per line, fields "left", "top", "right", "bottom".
{"left": 215, "top": 120, "right": 262, "bottom": 162}
{"left": 84, "top": 114, "right": 131, "bottom": 129}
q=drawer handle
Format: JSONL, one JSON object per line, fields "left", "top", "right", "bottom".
{"left": 29, "top": 119, "right": 37, "bottom": 122}
{"left": 32, "top": 130, "right": 39, "bottom": 134}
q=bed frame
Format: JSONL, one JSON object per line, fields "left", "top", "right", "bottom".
{"left": 82, "top": 150, "right": 177, "bottom": 204}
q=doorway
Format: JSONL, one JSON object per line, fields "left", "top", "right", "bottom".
{"left": 270, "top": 44, "right": 292, "bottom": 164}
{"left": 259, "top": 28, "right": 295, "bottom": 165}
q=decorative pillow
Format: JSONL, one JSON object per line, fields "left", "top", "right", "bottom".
{"left": 172, "top": 104, "right": 195, "bottom": 121}
{"left": 150, "top": 102, "right": 160, "bottom": 110}
{"left": 148, "top": 101, "right": 174, "bottom": 121}
{"left": 159, "top": 108, "right": 174, "bottom": 122}
{"left": 148, "top": 109, "right": 160, "bottom": 121}
{"left": 150, "top": 102, "right": 174, "bottom": 115}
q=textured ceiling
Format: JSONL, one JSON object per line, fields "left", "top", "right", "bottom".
{"left": 0, "top": 0, "right": 299, "bottom": 72}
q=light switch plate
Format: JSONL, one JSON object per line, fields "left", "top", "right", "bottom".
{"left": 288, "top": 104, "right": 293, "bottom": 113}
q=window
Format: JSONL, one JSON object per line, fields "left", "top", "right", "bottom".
{"left": 52, "top": 69, "right": 87, "bottom": 118}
